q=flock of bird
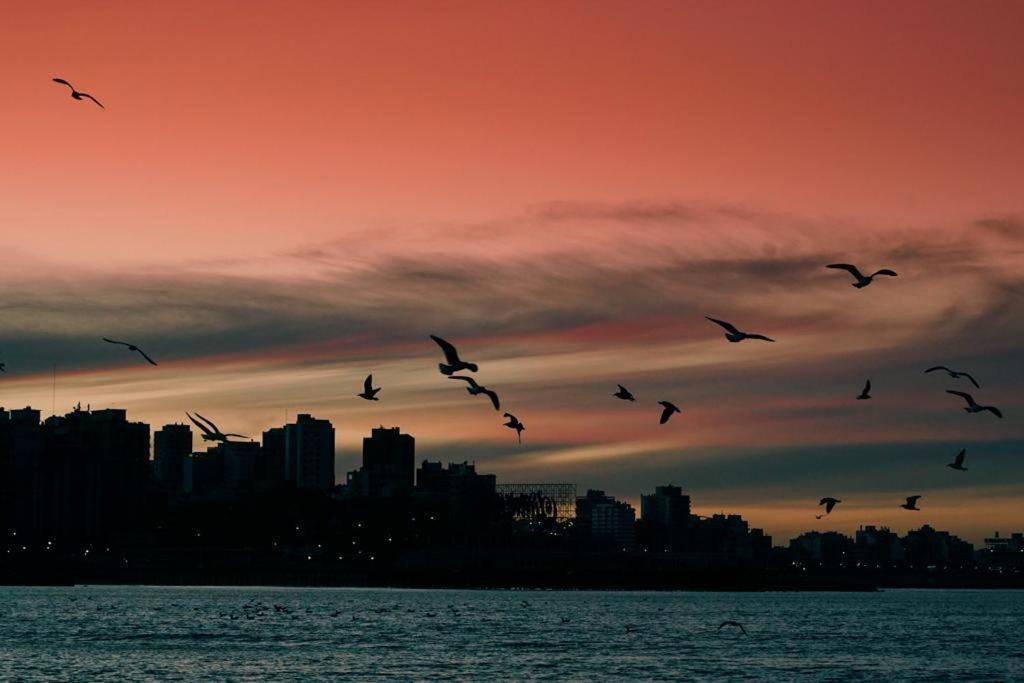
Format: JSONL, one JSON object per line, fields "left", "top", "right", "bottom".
{"left": 8, "top": 79, "right": 1002, "bottom": 542}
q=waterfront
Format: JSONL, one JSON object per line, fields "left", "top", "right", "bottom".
{"left": 1, "top": 586, "right": 1021, "bottom": 680}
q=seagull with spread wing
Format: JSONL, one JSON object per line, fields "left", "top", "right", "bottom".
{"left": 900, "top": 495, "right": 922, "bottom": 511}
{"left": 826, "top": 263, "right": 898, "bottom": 288}
{"left": 705, "top": 317, "right": 775, "bottom": 343}
{"left": 925, "top": 366, "right": 980, "bottom": 388}
{"left": 947, "top": 448, "right": 968, "bottom": 472}
{"left": 52, "top": 78, "right": 104, "bottom": 108}
{"left": 613, "top": 384, "right": 636, "bottom": 401}
{"left": 186, "top": 412, "right": 248, "bottom": 443}
{"left": 947, "top": 390, "right": 1003, "bottom": 418}
{"left": 657, "top": 401, "right": 681, "bottom": 424}
{"left": 857, "top": 379, "right": 872, "bottom": 400}
{"left": 102, "top": 338, "right": 157, "bottom": 366}
{"left": 449, "top": 375, "right": 500, "bottom": 410}
{"left": 817, "top": 497, "right": 841, "bottom": 519}
{"left": 503, "top": 412, "right": 525, "bottom": 443}
{"left": 357, "top": 374, "right": 381, "bottom": 401}
{"left": 430, "top": 335, "right": 479, "bottom": 375}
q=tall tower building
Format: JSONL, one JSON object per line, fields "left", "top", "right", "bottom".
{"left": 154, "top": 423, "right": 192, "bottom": 493}
{"left": 283, "top": 414, "right": 335, "bottom": 490}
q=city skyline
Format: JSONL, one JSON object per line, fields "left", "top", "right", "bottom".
{"left": 1, "top": 2, "right": 1022, "bottom": 547}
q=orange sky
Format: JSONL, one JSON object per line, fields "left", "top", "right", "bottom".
{"left": 1, "top": 2, "right": 1022, "bottom": 544}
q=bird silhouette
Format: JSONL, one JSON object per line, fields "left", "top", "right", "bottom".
{"left": 503, "top": 413, "right": 525, "bottom": 443}
{"left": 449, "top": 375, "right": 500, "bottom": 410}
{"left": 613, "top": 384, "right": 636, "bottom": 401}
{"left": 52, "top": 78, "right": 104, "bottom": 108}
{"left": 0, "top": 362, "right": 5, "bottom": 373}
{"left": 705, "top": 317, "right": 775, "bottom": 342}
{"left": 357, "top": 374, "right": 381, "bottom": 401}
{"left": 946, "top": 390, "right": 1002, "bottom": 418}
{"left": 186, "top": 412, "right": 248, "bottom": 443}
{"left": 430, "top": 335, "right": 478, "bottom": 375}
{"left": 718, "top": 621, "right": 747, "bottom": 635}
{"left": 102, "top": 338, "right": 157, "bottom": 366}
{"left": 817, "top": 497, "right": 841, "bottom": 519}
{"left": 826, "top": 263, "right": 898, "bottom": 288}
{"left": 947, "top": 448, "right": 968, "bottom": 472}
{"left": 857, "top": 379, "right": 872, "bottom": 400}
{"left": 657, "top": 401, "right": 681, "bottom": 424}
{"left": 925, "top": 366, "right": 980, "bottom": 388}
{"left": 900, "top": 495, "right": 922, "bottom": 511}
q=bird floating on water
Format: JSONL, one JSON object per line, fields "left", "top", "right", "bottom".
{"left": 718, "top": 621, "right": 747, "bottom": 635}
{"left": 925, "top": 366, "right": 979, "bottom": 388}
{"left": 826, "top": 263, "right": 897, "bottom": 288}
{"left": 102, "top": 338, "right": 157, "bottom": 366}
{"left": 857, "top": 380, "right": 872, "bottom": 400}
{"left": 946, "top": 390, "right": 1002, "bottom": 418}
{"left": 613, "top": 384, "right": 636, "bottom": 401}
{"left": 947, "top": 448, "right": 968, "bottom": 472}
{"left": 503, "top": 413, "right": 525, "bottom": 443}
{"left": 357, "top": 374, "right": 381, "bottom": 401}
{"left": 186, "top": 412, "right": 248, "bottom": 443}
{"left": 449, "top": 375, "right": 500, "bottom": 410}
{"left": 52, "top": 78, "right": 104, "bottom": 108}
{"left": 900, "top": 495, "right": 922, "bottom": 511}
{"left": 430, "top": 335, "right": 478, "bottom": 375}
{"left": 657, "top": 401, "right": 681, "bottom": 424}
{"left": 817, "top": 497, "right": 841, "bottom": 519}
{"left": 705, "top": 317, "right": 775, "bottom": 343}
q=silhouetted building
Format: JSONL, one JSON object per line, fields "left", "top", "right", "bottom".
{"left": 789, "top": 531, "right": 855, "bottom": 568}
{"left": 261, "top": 426, "right": 285, "bottom": 483}
{"left": 640, "top": 484, "right": 692, "bottom": 552}
{"left": 979, "top": 531, "right": 1024, "bottom": 571}
{"left": 854, "top": 525, "right": 905, "bottom": 567}
{"left": 283, "top": 414, "right": 335, "bottom": 490}
{"left": 902, "top": 525, "right": 974, "bottom": 569}
{"left": 184, "top": 449, "right": 224, "bottom": 496}
{"left": 417, "top": 460, "right": 496, "bottom": 498}
{"left": 154, "top": 423, "right": 191, "bottom": 493}
{"left": 346, "top": 427, "right": 414, "bottom": 497}
{"left": 576, "top": 489, "right": 636, "bottom": 548}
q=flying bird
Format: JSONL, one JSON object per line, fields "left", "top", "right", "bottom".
{"left": 826, "top": 263, "right": 898, "bottom": 288}
{"left": 718, "top": 621, "right": 747, "bottom": 635}
{"left": 857, "top": 380, "right": 872, "bottom": 400}
{"left": 947, "top": 448, "right": 968, "bottom": 472}
{"left": 925, "top": 366, "right": 980, "bottom": 388}
{"left": 946, "top": 390, "right": 1003, "bottom": 418}
{"left": 817, "top": 497, "right": 841, "bottom": 519}
{"left": 0, "top": 363, "right": 5, "bottom": 373}
{"left": 503, "top": 413, "right": 525, "bottom": 443}
{"left": 449, "top": 375, "right": 500, "bottom": 410}
{"left": 357, "top": 374, "right": 381, "bottom": 401}
{"left": 52, "top": 78, "right": 104, "bottom": 108}
{"left": 705, "top": 317, "right": 775, "bottom": 343}
{"left": 102, "top": 338, "right": 157, "bottom": 366}
{"left": 430, "top": 335, "right": 479, "bottom": 375}
{"left": 900, "top": 495, "right": 922, "bottom": 511}
{"left": 613, "top": 384, "right": 636, "bottom": 401}
{"left": 186, "top": 412, "right": 248, "bottom": 443}
{"left": 657, "top": 401, "right": 681, "bottom": 424}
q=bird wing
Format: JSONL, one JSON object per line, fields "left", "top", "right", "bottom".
{"left": 617, "top": 384, "right": 628, "bottom": 393}
{"left": 430, "top": 335, "right": 461, "bottom": 364}
{"left": 961, "top": 372, "right": 980, "bottom": 388}
{"left": 193, "top": 412, "right": 224, "bottom": 435}
{"left": 826, "top": 263, "right": 864, "bottom": 279}
{"left": 186, "top": 413, "right": 216, "bottom": 437}
{"left": 364, "top": 375, "right": 374, "bottom": 392}
{"left": 52, "top": 78, "right": 73, "bottom": 89}
{"left": 658, "top": 405, "right": 675, "bottom": 424}
{"left": 985, "top": 406, "right": 1003, "bottom": 418}
{"left": 954, "top": 449, "right": 965, "bottom": 466}
{"left": 222, "top": 433, "right": 249, "bottom": 439}
{"left": 482, "top": 389, "right": 500, "bottom": 411}
{"left": 826, "top": 500, "right": 837, "bottom": 513}
{"left": 924, "top": 366, "right": 950, "bottom": 374}
{"left": 80, "top": 93, "right": 104, "bottom": 109}
{"left": 946, "top": 390, "right": 976, "bottom": 406}
{"left": 705, "top": 317, "right": 740, "bottom": 334}
{"left": 503, "top": 412, "right": 516, "bottom": 420}
{"left": 449, "top": 375, "right": 479, "bottom": 389}
{"left": 103, "top": 338, "right": 131, "bottom": 347}
{"left": 871, "top": 269, "right": 897, "bottom": 277}
{"left": 746, "top": 334, "right": 776, "bottom": 342}
{"left": 135, "top": 348, "right": 158, "bottom": 365}
{"left": 907, "top": 495, "right": 922, "bottom": 505}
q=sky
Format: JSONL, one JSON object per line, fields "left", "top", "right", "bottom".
{"left": 1, "top": 1, "right": 1023, "bottom": 544}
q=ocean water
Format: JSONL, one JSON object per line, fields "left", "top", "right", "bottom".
{"left": 0, "top": 586, "right": 1021, "bottom": 681}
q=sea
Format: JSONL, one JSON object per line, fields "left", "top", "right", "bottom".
{"left": 0, "top": 586, "right": 1021, "bottom": 680}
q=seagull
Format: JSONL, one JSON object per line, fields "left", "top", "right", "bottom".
{"left": 817, "top": 497, "right": 841, "bottom": 519}
{"left": 430, "top": 335, "right": 478, "bottom": 375}
{"left": 102, "top": 338, "right": 157, "bottom": 366}
{"left": 925, "top": 366, "right": 980, "bottom": 388}
{"left": 186, "top": 412, "right": 248, "bottom": 443}
{"left": 705, "top": 317, "right": 775, "bottom": 343}
{"left": 857, "top": 379, "right": 872, "bottom": 400}
{"left": 657, "top": 401, "right": 681, "bottom": 424}
{"left": 718, "top": 621, "right": 747, "bottom": 635}
{"left": 900, "top": 495, "right": 922, "bottom": 511}
{"left": 503, "top": 413, "right": 525, "bottom": 443}
{"left": 449, "top": 375, "right": 500, "bottom": 410}
{"left": 613, "top": 384, "right": 636, "bottom": 401}
{"left": 826, "top": 263, "right": 898, "bottom": 288}
{"left": 0, "top": 362, "right": 5, "bottom": 373}
{"left": 947, "top": 448, "right": 968, "bottom": 472}
{"left": 946, "top": 390, "right": 1002, "bottom": 418}
{"left": 52, "top": 78, "right": 104, "bottom": 108}
{"left": 357, "top": 374, "right": 381, "bottom": 401}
